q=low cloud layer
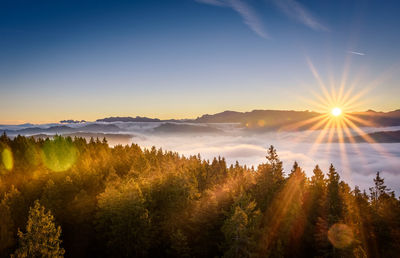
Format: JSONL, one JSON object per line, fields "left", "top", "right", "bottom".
{"left": 133, "top": 129, "right": 400, "bottom": 193}
{"left": 3, "top": 122, "right": 399, "bottom": 193}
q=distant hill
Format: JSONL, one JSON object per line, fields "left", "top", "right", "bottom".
{"left": 152, "top": 123, "right": 222, "bottom": 134}
{"left": 194, "top": 109, "right": 400, "bottom": 130}
{"left": 60, "top": 119, "right": 86, "bottom": 124}
{"left": 343, "top": 130, "right": 400, "bottom": 143}
{"left": 67, "top": 109, "right": 400, "bottom": 130}
{"left": 96, "top": 116, "right": 189, "bottom": 123}
{"left": 3, "top": 109, "right": 400, "bottom": 136}
{"left": 195, "top": 109, "right": 320, "bottom": 123}
{"left": 3, "top": 123, "right": 123, "bottom": 136}
{"left": 194, "top": 110, "right": 321, "bottom": 130}
{"left": 96, "top": 116, "right": 161, "bottom": 122}
{"left": 348, "top": 110, "right": 400, "bottom": 127}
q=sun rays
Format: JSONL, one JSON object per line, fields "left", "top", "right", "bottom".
{"left": 261, "top": 57, "right": 398, "bottom": 254}
{"left": 291, "top": 59, "right": 377, "bottom": 144}
{"left": 283, "top": 57, "right": 398, "bottom": 187}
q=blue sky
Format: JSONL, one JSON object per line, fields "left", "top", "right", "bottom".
{"left": 1, "top": 0, "right": 399, "bottom": 123}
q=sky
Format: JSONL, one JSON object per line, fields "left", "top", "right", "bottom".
{"left": 1, "top": 0, "right": 400, "bottom": 124}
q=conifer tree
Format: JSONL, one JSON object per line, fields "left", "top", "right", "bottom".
{"left": 0, "top": 199, "right": 15, "bottom": 255}
{"left": 369, "top": 171, "right": 391, "bottom": 209}
{"left": 309, "top": 164, "right": 326, "bottom": 217}
{"left": 253, "top": 146, "right": 285, "bottom": 212}
{"left": 222, "top": 194, "right": 260, "bottom": 258}
{"left": 95, "top": 179, "right": 151, "bottom": 257}
{"left": 326, "top": 164, "right": 342, "bottom": 225}
{"left": 1, "top": 186, "right": 26, "bottom": 236}
{"left": 0, "top": 131, "right": 8, "bottom": 144}
{"left": 289, "top": 161, "right": 299, "bottom": 176}
{"left": 169, "top": 229, "right": 191, "bottom": 257}
{"left": 12, "top": 200, "right": 65, "bottom": 258}
{"left": 311, "top": 165, "right": 325, "bottom": 188}
{"left": 304, "top": 165, "right": 327, "bottom": 256}
{"left": 266, "top": 145, "right": 284, "bottom": 179}
{"left": 0, "top": 134, "right": 400, "bottom": 257}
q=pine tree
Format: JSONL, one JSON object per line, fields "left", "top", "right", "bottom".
{"left": 1, "top": 186, "right": 26, "bottom": 236}
{"left": 95, "top": 179, "right": 151, "bottom": 257}
{"left": 12, "top": 200, "right": 65, "bottom": 258}
{"left": 0, "top": 131, "right": 8, "bottom": 144}
{"left": 0, "top": 199, "right": 15, "bottom": 255}
{"left": 368, "top": 172, "right": 399, "bottom": 257}
{"left": 289, "top": 161, "right": 299, "bottom": 176}
{"left": 288, "top": 161, "right": 306, "bottom": 181}
{"left": 222, "top": 194, "right": 260, "bottom": 258}
{"left": 326, "top": 164, "right": 342, "bottom": 225}
{"left": 311, "top": 165, "right": 325, "bottom": 189}
{"left": 369, "top": 171, "right": 391, "bottom": 209}
{"left": 266, "top": 145, "right": 284, "bottom": 179}
{"left": 169, "top": 229, "right": 191, "bottom": 257}
{"left": 304, "top": 165, "right": 327, "bottom": 256}
{"left": 253, "top": 146, "right": 285, "bottom": 212}
{"left": 278, "top": 163, "right": 307, "bottom": 257}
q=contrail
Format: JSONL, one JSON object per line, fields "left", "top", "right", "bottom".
{"left": 348, "top": 51, "right": 365, "bottom": 56}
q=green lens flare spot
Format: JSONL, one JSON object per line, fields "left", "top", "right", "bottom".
{"left": 41, "top": 136, "right": 78, "bottom": 172}
{"left": 2, "top": 148, "right": 14, "bottom": 171}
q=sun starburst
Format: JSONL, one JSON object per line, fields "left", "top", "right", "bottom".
{"left": 331, "top": 107, "right": 342, "bottom": 117}
{"left": 284, "top": 57, "right": 396, "bottom": 179}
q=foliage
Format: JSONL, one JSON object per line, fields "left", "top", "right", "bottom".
{"left": 0, "top": 134, "right": 399, "bottom": 257}
{"left": 12, "top": 200, "right": 65, "bottom": 258}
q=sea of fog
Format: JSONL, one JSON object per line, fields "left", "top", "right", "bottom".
{"left": 2, "top": 122, "right": 400, "bottom": 193}
{"left": 133, "top": 130, "right": 400, "bottom": 194}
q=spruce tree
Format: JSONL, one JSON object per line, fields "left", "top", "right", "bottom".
{"left": 266, "top": 145, "right": 284, "bottom": 179}
{"left": 326, "top": 164, "right": 342, "bottom": 225}
{"left": 369, "top": 171, "right": 392, "bottom": 209}
{"left": 222, "top": 194, "right": 260, "bottom": 258}
{"left": 253, "top": 145, "right": 284, "bottom": 212}
{"left": 12, "top": 200, "right": 64, "bottom": 258}
{"left": 0, "top": 200, "right": 15, "bottom": 255}
{"left": 289, "top": 161, "right": 299, "bottom": 175}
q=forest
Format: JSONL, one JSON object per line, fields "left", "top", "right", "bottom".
{"left": 0, "top": 133, "right": 399, "bottom": 257}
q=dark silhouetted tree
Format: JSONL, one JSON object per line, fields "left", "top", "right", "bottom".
{"left": 326, "top": 164, "right": 343, "bottom": 225}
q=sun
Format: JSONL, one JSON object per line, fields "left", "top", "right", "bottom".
{"left": 281, "top": 56, "right": 393, "bottom": 184}
{"left": 331, "top": 107, "right": 342, "bottom": 117}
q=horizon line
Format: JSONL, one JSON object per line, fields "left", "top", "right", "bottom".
{"left": 1, "top": 108, "right": 399, "bottom": 125}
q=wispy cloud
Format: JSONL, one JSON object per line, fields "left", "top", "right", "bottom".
{"left": 195, "top": 0, "right": 269, "bottom": 39}
{"left": 271, "top": 0, "right": 327, "bottom": 31}
{"left": 348, "top": 51, "right": 366, "bottom": 56}
{"left": 195, "top": 0, "right": 226, "bottom": 7}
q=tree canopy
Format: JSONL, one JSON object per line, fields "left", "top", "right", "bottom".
{"left": 0, "top": 135, "right": 399, "bottom": 257}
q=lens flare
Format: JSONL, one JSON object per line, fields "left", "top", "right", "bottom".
{"left": 41, "top": 136, "right": 78, "bottom": 172}
{"left": 328, "top": 223, "right": 354, "bottom": 249}
{"left": 1, "top": 148, "right": 13, "bottom": 171}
